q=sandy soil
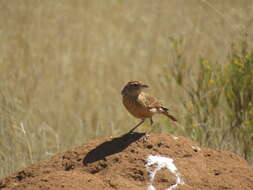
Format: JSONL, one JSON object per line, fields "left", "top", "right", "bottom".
{"left": 1, "top": 133, "right": 253, "bottom": 190}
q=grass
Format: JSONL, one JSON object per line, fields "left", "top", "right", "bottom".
{"left": 0, "top": 0, "right": 253, "bottom": 178}
{"left": 163, "top": 35, "right": 253, "bottom": 163}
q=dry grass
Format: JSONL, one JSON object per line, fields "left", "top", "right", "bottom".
{"left": 0, "top": 0, "right": 253, "bottom": 178}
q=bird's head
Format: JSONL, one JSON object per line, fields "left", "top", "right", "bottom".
{"left": 121, "top": 80, "right": 149, "bottom": 96}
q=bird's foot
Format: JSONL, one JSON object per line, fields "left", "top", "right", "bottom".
{"left": 139, "top": 133, "right": 150, "bottom": 143}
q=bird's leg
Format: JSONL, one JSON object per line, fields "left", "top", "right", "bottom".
{"left": 129, "top": 119, "right": 145, "bottom": 133}
{"left": 138, "top": 118, "right": 154, "bottom": 142}
{"left": 150, "top": 118, "right": 153, "bottom": 125}
{"left": 147, "top": 117, "right": 153, "bottom": 133}
{"left": 143, "top": 118, "right": 153, "bottom": 138}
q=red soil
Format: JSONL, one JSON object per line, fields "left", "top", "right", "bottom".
{"left": 1, "top": 133, "right": 253, "bottom": 190}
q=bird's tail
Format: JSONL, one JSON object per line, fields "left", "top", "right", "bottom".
{"left": 161, "top": 107, "right": 177, "bottom": 122}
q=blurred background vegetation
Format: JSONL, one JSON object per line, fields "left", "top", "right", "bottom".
{"left": 0, "top": 0, "right": 253, "bottom": 178}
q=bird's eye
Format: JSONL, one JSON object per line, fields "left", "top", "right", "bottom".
{"left": 133, "top": 84, "right": 138, "bottom": 87}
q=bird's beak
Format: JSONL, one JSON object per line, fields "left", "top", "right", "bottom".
{"left": 141, "top": 84, "right": 149, "bottom": 88}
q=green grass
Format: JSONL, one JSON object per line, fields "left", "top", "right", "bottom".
{"left": 163, "top": 35, "right": 253, "bottom": 162}
{"left": 0, "top": 0, "right": 253, "bottom": 178}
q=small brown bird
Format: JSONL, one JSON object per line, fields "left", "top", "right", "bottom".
{"left": 121, "top": 80, "right": 177, "bottom": 132}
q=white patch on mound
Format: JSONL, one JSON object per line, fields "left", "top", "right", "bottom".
{"left": 146, "top": 155, "right": 184, "bottom": 190}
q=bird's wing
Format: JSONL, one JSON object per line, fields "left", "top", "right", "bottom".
{"left": 138, "top": 92, "right": 163, "bottom": 108}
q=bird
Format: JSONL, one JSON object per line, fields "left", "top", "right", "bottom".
{"left": 121, "top": 80, "right": 177, "bottom": 132}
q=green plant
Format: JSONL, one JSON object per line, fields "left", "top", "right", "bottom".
{"left": 165, "top": 36, "right": 253, "bottom": 163}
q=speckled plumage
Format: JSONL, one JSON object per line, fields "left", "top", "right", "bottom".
{"left": 121, "top": 80, "right": 177, "bottom": 132}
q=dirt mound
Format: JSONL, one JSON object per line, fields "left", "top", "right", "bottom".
{"left": 1, "top": 133, "right": 253, "bottom": 190}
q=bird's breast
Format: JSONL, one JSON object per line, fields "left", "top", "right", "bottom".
{"left": 122, "top": 95, "right": 153, "bottom": 119}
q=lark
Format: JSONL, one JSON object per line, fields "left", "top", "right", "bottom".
{"left": 121, "top": 80, "right": 177, "bottom": 132}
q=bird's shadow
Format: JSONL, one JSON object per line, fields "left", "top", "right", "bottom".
{"left": 83, "top": 131, "right": 145, "bottom": 165}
